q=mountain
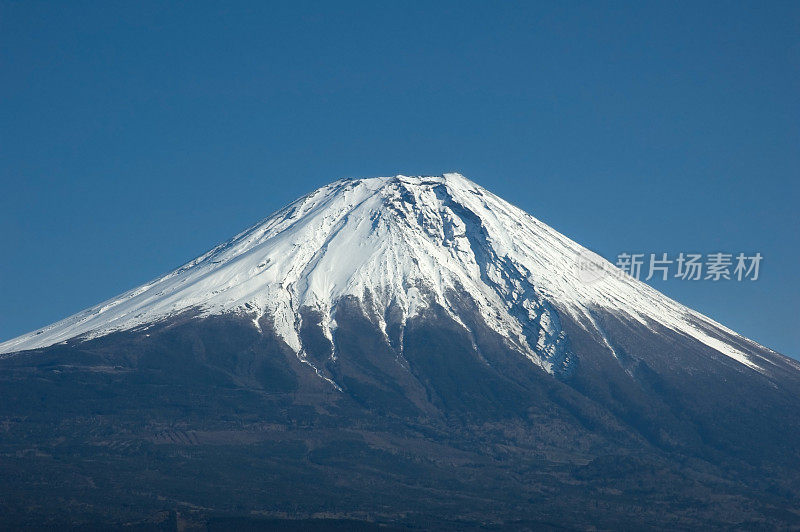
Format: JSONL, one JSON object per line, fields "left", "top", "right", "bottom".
{"left": 2, "top": 173, "right": 799, "bottom": 530}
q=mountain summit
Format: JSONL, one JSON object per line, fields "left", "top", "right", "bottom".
{"left": 0, "top": 173, "right": 777, "bottom": 375}
{"left": 2, "top": 174, "right": 799, "bottom": 529}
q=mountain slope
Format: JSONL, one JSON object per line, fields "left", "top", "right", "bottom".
{"left": 2, "top": 173, "right": 799, "bottom": 529}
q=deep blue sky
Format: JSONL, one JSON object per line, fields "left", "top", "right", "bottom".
{"left": 1, "top": 1, "right": 798, "bottom": 357}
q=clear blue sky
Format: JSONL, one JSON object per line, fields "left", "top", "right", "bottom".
{"left": 1, "top": 1, "right": 798, "bottom": 357}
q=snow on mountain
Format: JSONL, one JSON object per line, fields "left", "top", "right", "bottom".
{"left": 0, "top": 173, "right": 771, "bottom": 373}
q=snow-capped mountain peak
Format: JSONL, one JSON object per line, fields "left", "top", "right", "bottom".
{"left": 0, "top": 173, "right": 772, "bottom": 375}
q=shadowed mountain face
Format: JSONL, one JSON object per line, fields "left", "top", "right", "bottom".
{"left": 1, "top": 175, "right": 799, "bottom": 529}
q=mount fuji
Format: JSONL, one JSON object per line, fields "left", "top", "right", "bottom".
{"left": 2, "top": 174, "right": 799, "bottom": 530}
